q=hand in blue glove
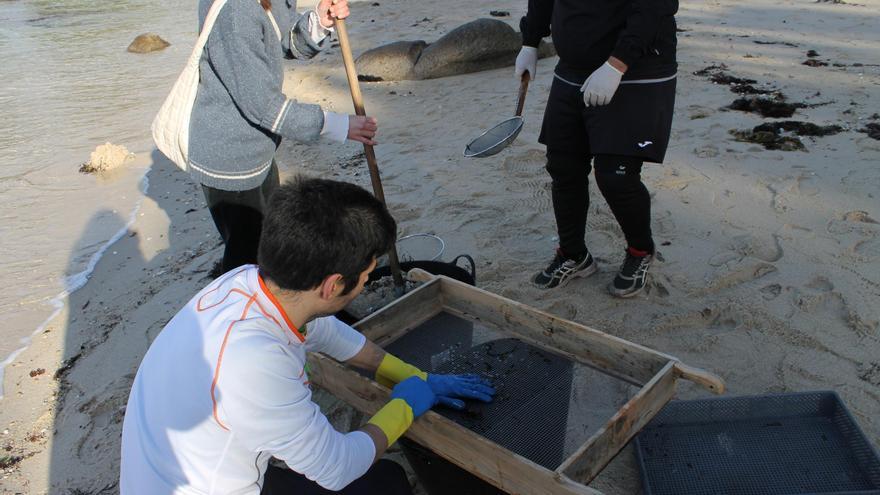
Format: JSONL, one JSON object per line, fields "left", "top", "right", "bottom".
{"left": 426, "top": 374, "right": 496, "bottom": 410}
{"left": 390, "top": 376, "right": 436, "bottom": 418}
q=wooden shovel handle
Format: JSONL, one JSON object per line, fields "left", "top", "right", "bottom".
{"left": 515, "top": 71, "right": 530, "bottom": 117}
{"left": 335, "top": 18, "right": 405, "bottom": 291}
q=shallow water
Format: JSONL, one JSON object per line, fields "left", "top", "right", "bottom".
{"left": 0, "top": 0, "right": 197, "bottom": 395}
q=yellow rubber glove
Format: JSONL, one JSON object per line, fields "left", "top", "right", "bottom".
{"left": 367, "top": 399, "right": 413, "bottom": 446}
{"left": 375, "top": 353, "right": 427, "bottom": 388}
{"left": 367, "top": 376, "right": 435, "bottom": 445}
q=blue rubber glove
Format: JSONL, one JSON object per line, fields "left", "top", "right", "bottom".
{"left": 426, "top": 374, "right": 496, "bottom": 410}
{"left": 390, "top": 376, "right": 436, "bottom": 418}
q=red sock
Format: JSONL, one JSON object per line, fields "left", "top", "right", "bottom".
{"left": 627, "top": 246, "right": 651, "bottom": 257}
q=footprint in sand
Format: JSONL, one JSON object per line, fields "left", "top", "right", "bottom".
{"left": 805, "top": 276, "right": 834, "bottom": 292}
{"left": 434, "top": 201, "right": 506, "bottom": 231}
{"left": 759, "top": 181, "right": 787, "bottom": 213}
{"left": 693, "top": 144, "right": 720, "bottom": 158}
{"left": 481, "top": 259, "right": 536, "bottom": 288}
{"left": 760, "top": 283, "right": 783, "bottom": 300}
{"left": 654, "top": 169, "right": 700, "bottom": 191}
{"left": 499, "top": 286, "right": 523, "bottom": 301}
{"left": 509, "top": 180, "right": 553, "bottom": 213}
{"left": 857, "top": 362, "right": 880, "bottom": 387}
{"left": 843, "top": 210, "right": 879, "bottom": 224}
{"left": 502, "top": 148, "right": 546, "bottom": 179}
{"left": 790, "top": 281, "right": 877, "bottom": 338}
{"left": 827, "top": 210, "right": 879, "bottom": 235}
{"left": 703, "top": 260, "right": 778, "bottom": 294}
{"left": 705, "top": 305, "right": 753, "bottom": 332}
{"left": 826, "top": 210, "right": 880, "bottom": 261}
{"left": 711, "top": 189, "right": 737, "bottom": 211}
{"left": 654, "top": 209, "right": 676, "bottom": 235}
{"left": 75, "top": 388, "right": 128, "bottom": 463}
{"left": 645, "top": 275, "right": 671, "bottom": 298}
{"left": 856, "top": 135, "right": 880, "bottom": 152}
{"left": 654, "top": 304, "right": 751, "bottom": 333}
{"left": 388, "top": 202, "right": 423, "bottom": 222}
{"left": 849, "top": 237, "right": 880, "bottom": 261}
{"left": 543, "top": 300, "right": 579, "bottom": 320}
{"left": 791, "top": 172, "right": 820, "bottom": 197}
{"left": 708, "top": 233, "right": 783, "bottom": 266}
{"left": 687, "top": 104, "right": 716, "bottom": 120}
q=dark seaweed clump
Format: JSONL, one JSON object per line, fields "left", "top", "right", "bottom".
{"left": 357, "top": 74, "right": 384, "bottom": 82}
{"left": 803, "top": 59, "right": 829, "bottom": 67}
{"left": 693, "top": 64, "right": 779, "bottom": 96}
{"left": 754, "top": 121, "right": 843, "bottom": 136}
{"left": 731, "top": 121, "right": 843, "bottom": 150}
{"left": 731, "top": 129, "right": 805, "bottom": 151}
{"left": 858, "top": 123, "right": 880, "bottom": 141}
{"left": 728, "top": 97, "right": 806, "bottom": 118}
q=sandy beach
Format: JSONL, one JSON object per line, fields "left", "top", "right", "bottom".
{"left": 1, "top": 0, "right": 878, "bottom": 492}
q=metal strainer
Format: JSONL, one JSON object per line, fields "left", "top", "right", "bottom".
{"left": 464, "top": 72, "right": 531, "bottom": 158}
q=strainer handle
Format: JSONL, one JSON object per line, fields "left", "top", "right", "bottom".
{"left": 515, "top": 71, "right": 530, "bottom": 117}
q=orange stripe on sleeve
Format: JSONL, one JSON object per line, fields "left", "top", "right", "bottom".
{"left": 210, "top": 293, "right": 258, "bottom": 430}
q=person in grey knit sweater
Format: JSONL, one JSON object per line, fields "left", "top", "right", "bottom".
{"left": 190, "top": 0, "right": 377, "bottom": 274}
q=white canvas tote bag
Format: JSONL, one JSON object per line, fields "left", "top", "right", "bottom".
{"left": 151, "top": 0, "right": 282, "bottom": 171}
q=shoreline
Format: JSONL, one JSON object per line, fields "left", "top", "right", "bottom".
{"left": 0, "top": 161, "right": 152, "bottom": 400}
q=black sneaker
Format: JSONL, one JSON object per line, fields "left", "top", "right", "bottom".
{"left": 532, "top": 248, "right": 597, "bottom": 289}
{"left": 608, "top": 249, "right": 653, "bottom": 298}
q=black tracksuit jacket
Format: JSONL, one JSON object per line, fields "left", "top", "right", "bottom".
{"left": 521, "top": 0, "right": 678, "bottom": 81}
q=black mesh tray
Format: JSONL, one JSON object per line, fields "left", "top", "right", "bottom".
{"left": 385, "top": 313, "right": 574, "bottom": 470}
{"left": 634, "top": 391, "right": 880, "bottom": 495}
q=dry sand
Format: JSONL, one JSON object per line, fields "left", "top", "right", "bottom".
{"left": 1, "top": 0, "right": 878, "bottom": 492}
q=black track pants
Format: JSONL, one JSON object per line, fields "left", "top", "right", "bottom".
{"left": 201, "top": 163, "right": 280, "bottom": 273}
{"left": 546, "top": 152, "right": 654, "bottom": 257}
{"left": 260, "top": 459, "right": 413, "bottom": 495}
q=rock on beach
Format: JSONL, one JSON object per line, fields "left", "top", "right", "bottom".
{"left": 127, "top": 33, "right": 170, "bottom": 53}
{"left": 356, "top": 19, "right": 556, "bottom": 81}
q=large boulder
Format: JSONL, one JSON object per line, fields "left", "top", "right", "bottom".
{"left": 412, "top": 18, "right": 520, "bottom": 80}
{"left": 356, "top": 40, "right": 428, "bottom": 82}
{"left": 127, "top": 33, "right": 170, "bottom": 53}
{"left": 354, "top": 19, "right": 556, "bottom": 82}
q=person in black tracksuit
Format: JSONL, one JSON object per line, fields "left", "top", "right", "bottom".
{"left": 516, "top": 0, "right": 678, "bottom": 297}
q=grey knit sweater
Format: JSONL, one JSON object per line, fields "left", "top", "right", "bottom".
{"left": 188, "top": 0, "right": 328, "bottom": 190}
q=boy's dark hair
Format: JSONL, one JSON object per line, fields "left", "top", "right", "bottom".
{"left": 258, "top": 177, "right": 396, "bottom": 294}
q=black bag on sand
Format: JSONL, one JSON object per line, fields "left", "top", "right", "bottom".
{"left": 336, "top": 255, "right": 476, "bottom": 325}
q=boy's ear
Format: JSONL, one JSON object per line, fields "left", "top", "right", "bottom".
{"left": 319, "top": 273, "right": 345, "bottom": 299}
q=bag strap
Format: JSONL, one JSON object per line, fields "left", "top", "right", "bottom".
{"left": 191, "top": 0, "right": 282, "bottom": 65}
{"left": 188, "top": 0, "right": 229, "bottom": 65}
{"left": 265, "top": 8, "right": 282, "bottom": 41}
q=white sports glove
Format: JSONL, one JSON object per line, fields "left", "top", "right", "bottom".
{"left": 515, "top": 46, "right": 538, "bottom": 80}
{"left": 581, "top": 62, "right": 624, "bottom": 107}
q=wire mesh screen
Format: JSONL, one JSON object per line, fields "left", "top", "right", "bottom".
{"left": 634, "top": 391, "right": 880, "bottom": 495}
{"left": 385, "top": 311, "right": 636, "bottom": 470}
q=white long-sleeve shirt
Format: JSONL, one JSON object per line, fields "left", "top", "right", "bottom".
{"left": 120, "top": 265, "right": 373, "bottom": 494}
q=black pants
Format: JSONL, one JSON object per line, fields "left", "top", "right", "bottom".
{"left": 538, "top": 74, "right": 675, "bottom": 258}
{"left": 547, "top": 153, "right": 654, "bottom": 257}
{"left": 202, "top": 164, "right": 280, "bottom": 273}
{"left": 260, "top": 460, "right": 413, "bottom": 495}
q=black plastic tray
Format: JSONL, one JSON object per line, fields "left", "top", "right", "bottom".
{"left": 634, "top": 391, "right": 880, "bottom": 495}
